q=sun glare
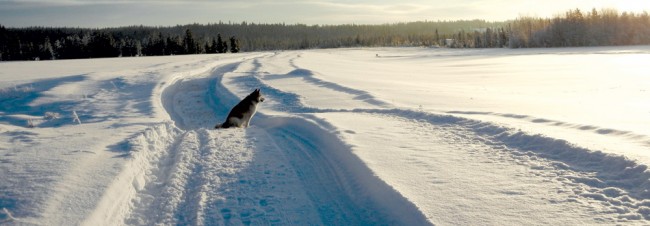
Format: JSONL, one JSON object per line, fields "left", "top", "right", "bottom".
{"left": 610, "top": 1, "right": 650, "bottom": 12}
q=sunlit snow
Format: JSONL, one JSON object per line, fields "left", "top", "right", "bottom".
{"left": 1, "top": 46, "right": 650, "bottom": 225}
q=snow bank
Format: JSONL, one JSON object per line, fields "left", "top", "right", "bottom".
{"left": 84, "top": 123, "right": 181, "bottom": 226}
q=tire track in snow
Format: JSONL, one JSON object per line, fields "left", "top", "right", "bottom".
{"left": 226, "top": 52, "right": 391, "bottom": 110}
{"left": 124, "top": 126, "right": 326, "bottom": 225}
{"left": 187, "top": 127, "right": 324, "bottom": 225}
{"left": 125, "top": 130, "right": 200, "bottom": 225}
{"left": 321, "top": 108, "right": 650, "bottom": 223}
{"left": 213, "top": 59, "right": 430, "bottom": 225}
{"left": 286, "top": 53, "right": 391, "bottom": 107}
{"left": 126, "top": 61, "right": 255, "bottom": 224}
{"left": 124, "top": 56, "right": 430, "bottom": 225}
{"left": 447, "top": 110, "right": 650, "bottom": 149}
{"left": 222, "top": 52, "right": 650, "bottom": 223}
{"left": 256, "top": 116, "right": 431, "bottom": 225}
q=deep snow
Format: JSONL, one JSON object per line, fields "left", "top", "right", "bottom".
{"left": 1, "top": 46, "right": 650, "bottom": 225}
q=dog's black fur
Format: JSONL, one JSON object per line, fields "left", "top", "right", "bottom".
{"left": 215, "top": 89, "right": 265, "bottom": 129}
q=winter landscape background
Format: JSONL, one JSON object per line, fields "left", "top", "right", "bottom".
{"left": 2, "top": 1, "right": 650, "bottom": 225}
{"left": 1, "top": 45, "right": 649, "bottom": 225}
{"left": 2, "top": 8, "right": 650, "bottom": 61}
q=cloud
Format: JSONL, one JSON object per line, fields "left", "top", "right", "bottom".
{"left": 2, "top": 0, "right": 650, "bottom": 27}
{"left": 0, "top": 0, "right": 492, "bottom": 27}
{"left": 305, "top": 1, "right": 430, "bottom": 14}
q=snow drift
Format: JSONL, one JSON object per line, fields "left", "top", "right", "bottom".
{"left": 2, "top": 46, "right": 650, "bottom": 225}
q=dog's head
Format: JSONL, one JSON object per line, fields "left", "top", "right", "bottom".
{"left": 252, "top": 88, "right": 265, "bottom": 103}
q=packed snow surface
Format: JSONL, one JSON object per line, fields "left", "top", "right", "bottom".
{"left": 1, "top": 46, "right": 650, "bottom": 225}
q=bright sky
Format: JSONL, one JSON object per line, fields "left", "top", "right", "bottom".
{"left": 1, "top": 0, "right": 649, "bottom": 28}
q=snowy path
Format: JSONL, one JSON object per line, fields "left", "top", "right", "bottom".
{"left": 125, "top": 127, "right": 325, "bottom": 225}
{"left": 115, "top": 58, "right": 429, "bottom": 225}
{"left": 121, "top": 61, "right": 328, "bottom": 225}
{"left": 3, "top": 47, "right": 650, "bottom": 225}
{"left": 135, "top": 50, "right": 650, "bottom": 225}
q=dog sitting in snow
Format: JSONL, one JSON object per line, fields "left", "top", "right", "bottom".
{"left": 215, "top": 88, "right": 265, "bottom": 129}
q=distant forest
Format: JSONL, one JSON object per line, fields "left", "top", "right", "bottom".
{"left": 1, "top": 8, "right": 649, "bottom": 61}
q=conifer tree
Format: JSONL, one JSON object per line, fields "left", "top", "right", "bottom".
{"left": 435, "top": 28, "right": 440, "bottom": 46}
{"left": 166, "top": 35, "right": 183, "bottom": 55}
{"left": 211, "top": 38, "right": 219, "bottom": 53}
{"left": 0, "top": 24, "right": 6, "bottom": 61}
{"left": 221, "top": 40, "right": 228, "bottom": 53}
{"left": 88, "top": 31, "right": 118, "bottom": 58}
{"left": 38, "top": 37, "right": 55, "bottom": 60}
{"left": 216, "top": 34, "right": 225, "bottom": 53}
{"left": 183, "top": 29, "right": 197, "bottom": 54}
{"left": 230, "top": 36, "right": 239, "bottom": 53}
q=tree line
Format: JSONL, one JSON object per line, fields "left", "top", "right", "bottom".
{"left": 426, "top": 8, "right": 650, "bottom": 48}
{"left": 1, "top": 8, "right": 649, "bottom": 61}
{"left": 508, "top": 8, "right": 650, "bottom": 48}
{"left": 0, "top": 25, "right": 240, "bottom": 61}
{"left": 0, "top": 20, "right": 502, "bottom": 61}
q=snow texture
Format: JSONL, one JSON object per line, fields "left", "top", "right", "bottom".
{"left": 1, "top": 46, "right": 650, "bottom": 225}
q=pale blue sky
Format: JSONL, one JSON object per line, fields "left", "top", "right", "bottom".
{"left": 1, "top": 0, "right": 649, "bottom": 28}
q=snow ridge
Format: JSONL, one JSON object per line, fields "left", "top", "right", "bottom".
{"left": 84, "top": 122, "right": 181, "bottom": 226}
{"left": 346, "top": 108, "right": 650, "bottom": 221}
{"left": 448, "top": 110, "right": 650, "bottom": 148}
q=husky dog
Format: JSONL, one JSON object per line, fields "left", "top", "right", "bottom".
{"left": 215, "top": 89, "right": 265, "bottom": 129}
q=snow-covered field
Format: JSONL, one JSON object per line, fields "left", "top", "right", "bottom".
{"left": 1, "top": 46, "right": 649, "bottom": 225}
